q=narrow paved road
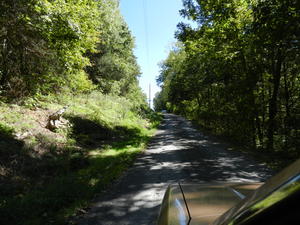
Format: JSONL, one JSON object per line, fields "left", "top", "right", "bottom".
{"left": 76, "top": 114, "right": 272, "bottom": 225}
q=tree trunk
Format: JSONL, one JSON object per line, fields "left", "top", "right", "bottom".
{"left": 283, "top": 63, "right": 290, "bottom": 149}
{"left": 267, "top": 47, "right": 283, "bottom": 151}
{"left": 0, "top": 39, "right": 8, "bottom": 86}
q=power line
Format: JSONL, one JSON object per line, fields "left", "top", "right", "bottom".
{"left": 142, "top": 0, "right": 151, "bottom": 107}
{"left": 142, "top": 0, "right": 150, "bottom": 68}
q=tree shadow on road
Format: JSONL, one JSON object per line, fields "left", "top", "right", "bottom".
{"left": 75, "top": 114, "right": 274, "bottom": 225}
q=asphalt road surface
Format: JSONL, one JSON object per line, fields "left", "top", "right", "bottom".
{"left": 76, "top": 113, "right": 272, "bottom": 225}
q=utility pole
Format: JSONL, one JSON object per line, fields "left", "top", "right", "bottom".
{"left": 148, "top": 83, "right": 151, "bottom": 108}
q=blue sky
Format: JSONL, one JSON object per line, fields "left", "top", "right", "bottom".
{"left": 119, "top": 0, "right": 187, "bottom": 107}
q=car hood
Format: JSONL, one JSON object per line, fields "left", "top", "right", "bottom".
{"left": 157, "top": 183, "right": 261, "bottom": 225}
{"left": 157, "top": 159, "right": 300, "bottom": 225}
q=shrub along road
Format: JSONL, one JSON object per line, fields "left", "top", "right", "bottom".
{"left": 76, "top": 113, "right": 273, "bottom": 225}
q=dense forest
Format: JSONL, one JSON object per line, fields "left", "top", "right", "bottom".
{"left": 0, "top": 1, "right": 159, "bottom": 224}
{"left": 0, "top": 0, "right": 145, "bottom": 102}
{"left": 154, "top": 0, "right": 299, "bottom": 159}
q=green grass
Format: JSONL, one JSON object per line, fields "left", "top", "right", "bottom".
{"left": 0, "top": 91, "right": 161, "bottom": 225}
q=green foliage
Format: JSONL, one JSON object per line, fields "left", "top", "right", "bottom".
{"left": 0, "top": 0, "right": 144, "bottom": 102}
{"left": 0, "top": 1, "right": 153, "bottom": 223}
{"left": 0, "top": 0, "right": 99, "bottom": 98}
{"left": 85, "top": 0, "right": 141, "bottom": 97}
{"left": 0, "top": 90, "right": 159, "bottom": 225}
{"left": 0, "top": 122, "right": 15, "bottom": 142}
{"left": 156, "top": 0, "right": 299, "bottom": 158}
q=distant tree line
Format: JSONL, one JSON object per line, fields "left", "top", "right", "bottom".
{"left": 154, "top": 0, "right": 299, "bottom": 156}
{"left": 0, "top": 0, "right": 146, "bottom": 106}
